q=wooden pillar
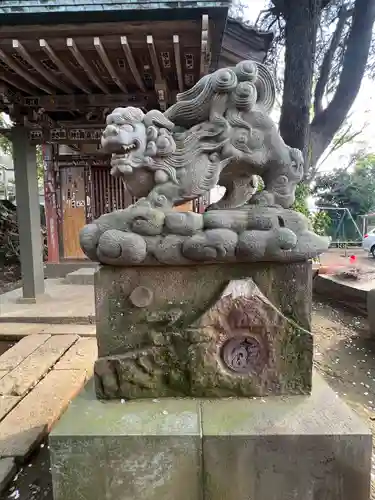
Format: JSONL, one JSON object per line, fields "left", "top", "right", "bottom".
{"left": 43, "top": 144, "right": 60, "bottom": 263}
{"left": 12, "top": 125, "right": 45, "bottom": 301}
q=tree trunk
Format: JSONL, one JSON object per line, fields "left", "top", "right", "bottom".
{"left": 308, "top": 0, "right": 375, "bottom": 173}
{"left": 279, "top": 0, "right": 321, "bottom": 162}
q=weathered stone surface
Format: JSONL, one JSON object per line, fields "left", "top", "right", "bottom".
{"left": 0, "top": 396, "right": 21, "bottom": 422}
{"left": 41, "top": 325, "right": 96, "bottom": 336}
{"left": 82, "top": 204, "right": 329, "bottom": 266}
{"left": 0, "top": 323, "right": 44, "bottom": 338}
{"left": 94, "top": 262, "right": 312, "bottom": 399}
{"left": 0, "top": 324, "right": 95, "bottom": 338}
{"left": 367, "top": 288, "right": 375, "bottom": 335}
{"left": 0, "top": 458, "right": 16, "bottom": 492}
{"left": 0, "top": 334, "right": 51, "bottom": 372}
{"left": 0, "top": 335, "right": 78, "bottom": 396}
{"left": 50, "top": 374, "right": 371, "bottom": 500}
{"left": 53, "top": 338, "right": 97, "bottom": 374}
{"left": 50, "top": 382, "right": 201, "bottom": 500}
{"left": 314, "top": 273, "right": 370, "bottom": 315}
{"left": 0, "top": 369, "right": 87, "bottom": 459}
{"left": 202, "top": 372, "right": 372, "bottom": 500}
{"left": 80, "top": 61, "right": 329, "bottom": 266}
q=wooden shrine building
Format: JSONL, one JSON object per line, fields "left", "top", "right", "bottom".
{"left": 0, "top": 0, "right": 273, "bottom": 300}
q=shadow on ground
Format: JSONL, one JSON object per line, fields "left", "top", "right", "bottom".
{"left": 0, "top": 441, "right": 52, "bottom": 500}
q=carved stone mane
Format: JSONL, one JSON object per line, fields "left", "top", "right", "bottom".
{"left": 80, "top": 60, "right": 329, "bottom": 266}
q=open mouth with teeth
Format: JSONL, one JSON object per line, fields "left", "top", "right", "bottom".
{"left": 121, "top": 144, "right": 137, "bottom": 153}
{"left": 110, "top": 143, "right": 142, "bottom": 174}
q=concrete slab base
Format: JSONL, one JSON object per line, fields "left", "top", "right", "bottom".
{"left": 314, "top": 273, "right": 374, "bottom": 316}
{"left": 15, "top": 293, "right": 52, "bottom": 305}
{"left": 45, "top": 262, "right": 98, "bottom": 279}
{"left": 50, "top": 372, "right": 372, "bottom": 500}
{"left": 0, "top": 279, "right": 95, "bottom": 325}
{"left": 63, "top": 268, "right": 96, "bottom": 285}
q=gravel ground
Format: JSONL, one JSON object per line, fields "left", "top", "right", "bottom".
{"left": 312, "top": 300, "right": 375, "bottom": 499}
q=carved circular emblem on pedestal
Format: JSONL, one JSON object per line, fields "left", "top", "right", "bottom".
{"left": 129, "top": 286, "right": 153, "bottom": 308}
{"left": 221, "top": 337, "right": 265, "bottom": 374}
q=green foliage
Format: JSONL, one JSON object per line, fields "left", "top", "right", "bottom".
{"left": 313, "top": 154, "right": 375, "bottom": 216}
{"left": 311, "top": 153, "right": 375, "bottom": 241}
{"left": 311, "top": 210, "right": 331, "bottom": 236}
{"left": 256, "top": 175, "right": 265, "bottom": 192}
{"left": 0, "top": 114, "right": 12, "bottom": 156}
{"left": 36, "top": 146, "right": 44, "bottom": 183}
{"left": 292, "top": 183, "right": 310, "bottom": 218}
{"left": 293, "top": 182, "right": 331, "bottom": 236}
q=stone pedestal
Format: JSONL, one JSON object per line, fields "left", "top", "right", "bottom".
{"left": 50, "top": 372, "right": 371, "bottom": 500}
{"left": 94, "top": 262, "right": 313, "bottom": 399}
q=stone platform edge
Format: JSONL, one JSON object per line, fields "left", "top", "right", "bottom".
{"left": 50, "top": 371, "right": 372, "bottom": 500}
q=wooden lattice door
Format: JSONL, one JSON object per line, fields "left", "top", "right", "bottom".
{"left": 60, "top": 167, "right": 87, "bottom": 259}
{"left": 91, "top": 167, "right": 134, "bottom": 219}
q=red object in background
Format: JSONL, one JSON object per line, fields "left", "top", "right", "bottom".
{"left": 349, "top": 255, "right": 357, "bottom": 264}
{"left": 43, "top": 145, "right": 59, "bottom": 263}
{"left": 364, "top": 234, "right": 369, "bottom": 238}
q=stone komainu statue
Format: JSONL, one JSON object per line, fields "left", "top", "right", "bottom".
{"left": 80, "top": 60, "right": 328, "bottom": 266}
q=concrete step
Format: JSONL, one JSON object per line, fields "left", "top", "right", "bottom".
{"left": 0, "top": 323, "right": 96, "bottom": 339}
{"left": 64, "top": 267, "right": 97, "bottom": 285}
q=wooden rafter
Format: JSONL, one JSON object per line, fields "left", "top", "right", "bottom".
{"left": 200, "top": 14, "right": 211, "bottom": 77}
{"left": 146, "top": 35, "right": 162, "bottom": 81}
{"left": 0, "top": 73, "right": 34, "bottom": 95}
{"left": 173, "top": 35, "right": 184, "bottom": 93}
{"left": 146, "top": 35, "right": 167, "bottom": 110}
{"left": 66, "top": 38, "right": 109, "bottom": 94}
{"left": 12, "top": 40, "right": 71, "bottom": 94}
{"left": 155, "top": 83, "right": 167, "bottom": 111}
{"left": 39, "top": 39, "right": 91, "bottom": 95}
{"left": 93, "top": 37, "right": 128, "bottom": 93}
{"left": 0, "top": 48, "right": 53, "bottom": 94}
{"left": 120, "top": 36, "right": 145, "bottom": 91}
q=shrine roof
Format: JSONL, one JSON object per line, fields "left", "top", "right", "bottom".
{"left": 0, "top": 0, "right": 228, "bottom": 18}
{"left": 0, "top": 2, "right": 230, "bottom": 143}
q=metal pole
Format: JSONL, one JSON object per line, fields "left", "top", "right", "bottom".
{"left": 345, "top": 208, "right": 362, "bottom": 240}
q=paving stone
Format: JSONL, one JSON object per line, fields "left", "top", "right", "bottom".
{"left": 0, "top": 334, "right": 51, "bottom": 372}
{"left": 64, "top": 268, "right": 96, "bottom": 285}
{"left": 0, "top": 396, "right": 21, "bottom": 422}
{"left": 0, "top": 323, "right": 45, "bottom": 339}
{"left": 0, "top": 369, "right": 87, "bottom": 460}
{"left": 0, "top": 279, "right": 95, "bottom": 323}
{"left": 41, "top": 324, "right": 96, "bottom": 336}
{"left": 54, "top": 338, "right": 97, "bottom": 374}
{"left": 0, "top": 335, "right": 78, "bottom": 397}
{"left": 0, "top": 458, "right": 16, "bottom": 492}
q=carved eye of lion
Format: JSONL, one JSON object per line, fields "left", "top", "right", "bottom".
{"left": 121, "top": 124, "right": 134, "bottom": 132}
{"left": 147, "top": 126, "right": 158, "bottom": 142}
{"left": 107, "top": 114, "right": 126, "bottom": 125}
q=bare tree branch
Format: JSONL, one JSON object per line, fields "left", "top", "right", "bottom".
{"left": 311, "top": 121, "right": 364, "bottom": 178}
{"left": 313, "top": 5, "right": 352, "bottom": 116}
{"left": 309, "top": 0, "right": 375, "bottom": 167}
{"left": 321, "top": 0, "right": 333, "bottom": 8}
{"left": 255, "top": 9, "right": 271, "bottom": 26}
